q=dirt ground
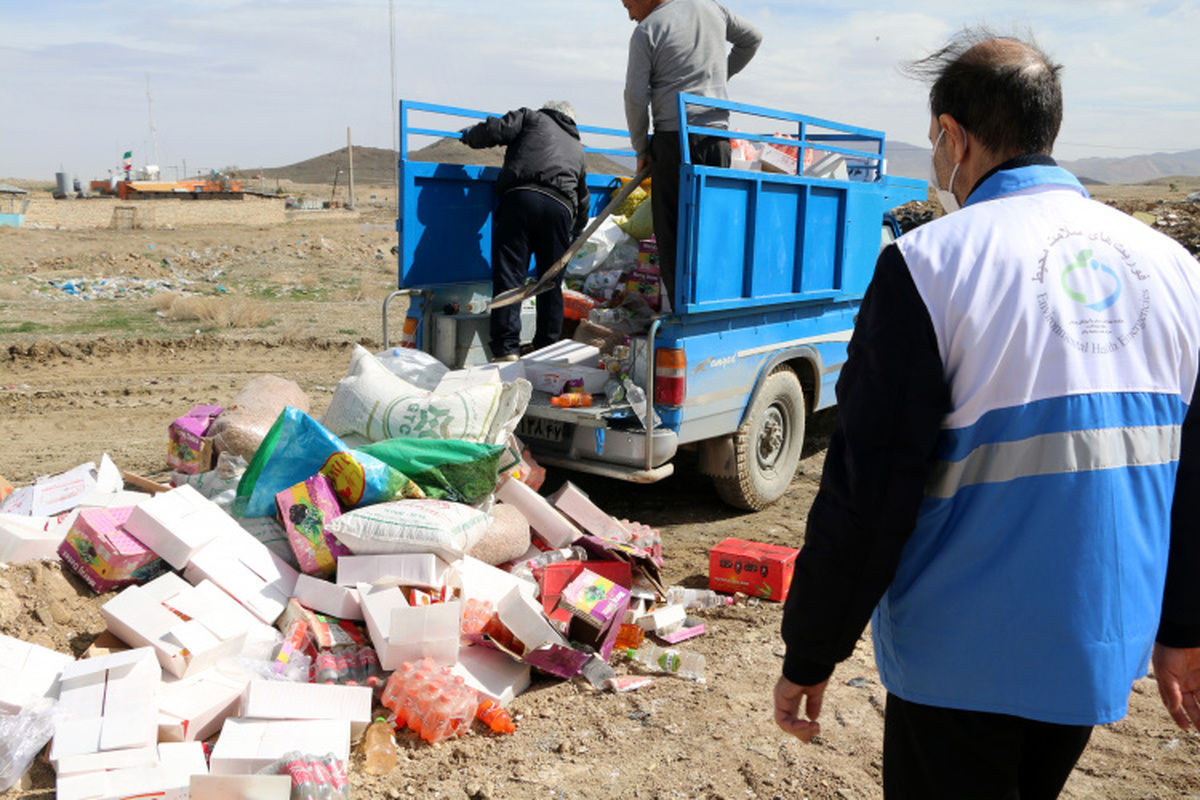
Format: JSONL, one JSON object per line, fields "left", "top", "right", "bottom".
{"left": 2, "top": 186, "right": 1199, "bottom": 799}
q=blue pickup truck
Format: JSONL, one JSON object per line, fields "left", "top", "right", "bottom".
{"left": 385, "top": 96, "right": 926, "bottom": 509}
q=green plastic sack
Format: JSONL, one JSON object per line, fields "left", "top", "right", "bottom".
{"left": 234, "top": 407, "right": 423, "bottom": 518}
{"left": 358, "top": 438, "right": 505, "bottom": 505}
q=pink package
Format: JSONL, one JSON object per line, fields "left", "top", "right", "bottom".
{"left": 559, "top": 568, "right": 631, "bottom": 630}
{"left": 276, "top": 474, "right": 349, "bottom": 578}
{"left": 58, "top": 506, "right": 166, "bottom": 593}
{"left": 168, "top": 404, "right": 223, "bottom": 474}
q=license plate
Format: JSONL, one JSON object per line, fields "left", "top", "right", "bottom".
{"left": 515, "top": 416, "right": 567, "bottom": 443}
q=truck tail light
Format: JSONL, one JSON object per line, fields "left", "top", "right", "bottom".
{"left": 655, "top": 347, "right": 686, "bottom": 406}
{"left": 400, "top": 317, "right": 418, "bottom": 349}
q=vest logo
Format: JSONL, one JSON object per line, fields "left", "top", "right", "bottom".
{"left": 1034, "top": 229, "right": 1151, "bottom": 356}
{"left": 1061, "top": 249, "right": 1122, "bottom": 312}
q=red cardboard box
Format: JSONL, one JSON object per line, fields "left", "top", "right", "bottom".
{"left": 708, "top": 538, "right": 798, "bottom": 602}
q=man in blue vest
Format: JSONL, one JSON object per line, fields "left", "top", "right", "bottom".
{"left": 774, "top": 29, "right": 1200, "bottom": 798}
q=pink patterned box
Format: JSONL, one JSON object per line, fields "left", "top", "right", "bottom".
{"left": 58, "top": 506, "right": 166, "bottom": 593}
{"left": 276, "top": 474, "right": 348, "bottom": 579}
{"left": 168, "top": 404, "right": 223, "bottom": 474}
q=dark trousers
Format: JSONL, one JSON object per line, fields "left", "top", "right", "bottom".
{"left": 489, "top": 188, "right": 570, "bottom": 358}
{"left": 649, "top": 131, "right": 730, "bottom": 303}
{"left": 883, "top": 693, "right": 1093, "bottom": 800}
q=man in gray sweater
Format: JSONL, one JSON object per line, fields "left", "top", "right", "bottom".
{"left": 622, "top": 0, "right": 761, "bottom": 303}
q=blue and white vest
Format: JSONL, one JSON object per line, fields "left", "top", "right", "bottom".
{"left": 874, "top": 165, "right": 1200, "bottom": 725}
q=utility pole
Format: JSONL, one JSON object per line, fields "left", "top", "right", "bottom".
{"left": 346, "top": 127, "right": 356, "bottom": 210}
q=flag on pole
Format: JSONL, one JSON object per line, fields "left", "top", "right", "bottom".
{"left": 122, "top": 150, "right": 132, "bottom": 175}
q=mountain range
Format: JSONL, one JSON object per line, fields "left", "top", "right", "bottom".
{"left": 243, "top": 141, "right": 1200, "bottom": 188}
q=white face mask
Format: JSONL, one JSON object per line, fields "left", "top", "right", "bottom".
{"left": 929, "top": 129, "right": 961, "bottom": 213}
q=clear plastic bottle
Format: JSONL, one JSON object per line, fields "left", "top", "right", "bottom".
{"left": 626, "top": 643, "right": 706, "bottom": 682}
{"left": 603, "top": 376, "right": 627, "bottom": 404}
{"left": 322, "top": 753, "right": 350, "bottom": 800}
{"left": 508, "top": 545, "right": 588, "bottom": 582}
{"left": 282, "top": 751, "right": 321, "bottom": 800}
{"left": 665, "top": 586, "right": 733, "bottom": 610}
{"left": 362, "top": 718, "right": 397, "bottom": 776}
{"left": 622, "top": 377, "right": 660, "bottom": 430}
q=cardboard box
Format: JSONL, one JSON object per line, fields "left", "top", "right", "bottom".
{"left": 451, "top": 643, "right": 530, "bottom": 707}
{"left": 59, "top": 505, "right": 166, "bottom": 593}
{"left": 708, "top": 537, "right": 799, "bottom": 601}
{"left": 277, "top": 598, "right": 370, "bottom": 649}
{"left": 158, "top": 666, "right": 249, "bottom": 743}
{"left": 184, "top": 528, "right": 300, "bottom": 625}
{"left": 0, "top": 509, "right": 76, "bottom": 563}
{"left": 123, "top": 484, "right": 241, "bottom": 570}
{"left": 101, "top": 573, "right": 259, "bottom": 678}
{"left": 0, "top": 633, "right": 74, "bottom": 714}
{"left": 207, "top": 718, "right": 350, "bottom": 776}
{"left": 239, "top": 679, "right": 372, "bottom": 738}
{"left": 760, "top": 135, "right": 799, "bottom": 175}
{"left": 335, "top": 553, "right": 448, "bottom": 589}
{"left": 55, "top": 741, "right": 208, "bottom": 800}
{"left": 550, "top": 481, "right": 631, "bottom": 541}
{"left": 51, "top": 648, "right": 161, "bottom": 775}
{"left": 495, "top": 477, "right": 581, "bottom": 549}
{"left": 559, "top": 569, "right": 630, "bottom": 630}
{"left": 167, "top": 405, "right": 223, "bottom": 475}
{"left": 358, "top": 583, "right": 461, "bottom": 670}
{"left": 275, "top": 473, "right": 346, "bottom": 579}
{"left": 293, "top": 573, "right": 363, "bottom": 620}
{"left": 521, "top": 360, "right": 610, "bottom": 395}
{"left": 190, "top": 774, "right": 291, "bottom": 800}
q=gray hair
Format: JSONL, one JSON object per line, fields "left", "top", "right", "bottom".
{"left": 541, "top": 100, "right": 576, "bottom": 121}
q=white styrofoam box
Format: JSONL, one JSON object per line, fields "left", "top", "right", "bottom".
{"left": 101, "top": 574, "right": 248, "bottom": 679}
{"left": 451, "top": 643, "right": 530, "bottom": 707}
{"left": 358, "top": 583, "right": 460, "bottom": 670}
{"left": 207, "top": 718, "right": 350, "bottom": 776}
{"left": 51, "top": 647, "right": 161, "bottom": 776}
{"left": 183, "top": 529, "right": 299, "bottom": 625}
{"left": 54, "top": 741, "right": 208, "bottom": 800}
{"left": 453, "top": 555, "right": 537, "bottom": 606}
{"left": 635, "top": 603, "right": 686, "bottom": 634}
{"left": 335, "top": 553, "right": 449, "bottom": 589}
{"left": 496, "top": 586, "right": 569, "bottom": 654}
{"left": 0, "top": 633, "right": 74, "bottom": 714}
{"left": 549, "top": 480, "right": 631, "bottom": 540}
{"left": 0, "top": 510, "right": 76, "bottom": 563}
{"left": 157, "top": 665, "right": 250, "bottom": 743}
{"left": 494, "top": 477, "right": 581, "bottom": 549}
{"left": 521, "top": 361, "right": 609, "bottom": 395}
{"left": 292, "top": 573, "right": 363, "bottom": 620}
{"left": 189, "top": 774, "right": 292, "bottom": 800}
{"left": 521, "top": 339, "right": 601, "bottom": 367}
{"left": 239, "top": 680, "right": 373, "bottom": 738}
{"left": 123, "top": 484, "right": 239, "bottom": 569}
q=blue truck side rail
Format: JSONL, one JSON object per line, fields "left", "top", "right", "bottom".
{"left": 387, "top": 97, "right": 926, "bottom": 506}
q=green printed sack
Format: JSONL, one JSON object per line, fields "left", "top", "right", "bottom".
{"left": 358, "top": 438, "right": 505, "bottom": 505}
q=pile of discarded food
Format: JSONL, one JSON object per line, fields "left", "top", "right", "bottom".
{"left": 0, "top": 344, "right": 780, "bottom": 799}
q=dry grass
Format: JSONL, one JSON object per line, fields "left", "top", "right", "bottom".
{"left": 0, "top": 283, "right": 23, "bottom": 300}
{"left": 151, "top": 290, "right": 272, "bottom": 328}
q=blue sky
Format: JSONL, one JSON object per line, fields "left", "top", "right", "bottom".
{"left": 1, "top": 0, "right": 1197, "bottom": 181}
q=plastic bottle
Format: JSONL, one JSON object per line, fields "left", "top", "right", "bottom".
{"left": 588, "top": 307, "right": 621, "bottom": 326}
{"left": 626, "top": 643, "right": 706, "bottom": 682}
{"left": 665, "top": 586, "right": 733, "bottom": 610}
{"left": 622, "top": 377, "right": 660, "bottom": 430}
{"left": 613, "top": 622, "right": 644, "bottom": 650}
{"left": 475, "top": 698, "right": 516, "bottom": 734}
{"left": 314, "top": 650, "right": 339, "bottom": 684}
{"left": 603, "top": 376, "right": 627, "bottom": 404}
{"left": 362, "top": 718, "right": 397, "bottom": 776}
{"left": 461, "top": 597, "right": 494, "bottom": 635}
{"left": 551, "top": 392, "right": 593, "bottom": 407}
{"left": 359, "top": 645, "right": 384, "bottom": 690}
{"left": 508, "top": 545, "right": 588, "bottom": 582}
{"left": 283, "top": 750, "right": 321, "bottom": 800}
{"left": 322, "top": 753, "right": 350, "bottom": 800}
{"left": 334, "top": 650, "right": 355, "bottom": 686}
{"left": 308, "top": 757, "right": 337, "bottom": 800}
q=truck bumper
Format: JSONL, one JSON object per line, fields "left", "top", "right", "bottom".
{"left": 518, "top": 401, "right": 679, "bottom": 483}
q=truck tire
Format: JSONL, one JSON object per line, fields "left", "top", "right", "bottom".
{"left": 713, "top": 367, "right": 806, "bottom": 511}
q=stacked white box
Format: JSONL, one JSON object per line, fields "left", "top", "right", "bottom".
{"left": 207, "top": 718, "right": 350, "bottom": 775}
{"left": 239, "top": 680, "right": 373, "bottom": 738}
{"left": 358, "top": 583, "right": 461, "bottom": 669}
{"left": 0, "top": 633, "right": 74, "bottom": 714}
{"left": 157, "top": 666, "right": 250, "bottom": 743}
{"left": 123, "top": 485, "right": 237, "bottom": 569}
{"left": 54, "top": 741, "right": 208, "bottom": 800}
{"left": 183, "top": 529, "right": 299, "bottom": 625}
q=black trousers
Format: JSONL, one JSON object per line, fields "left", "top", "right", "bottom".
{"left": 649, "top": 131, "right": 730, "bottom": 303}
{"left": 489, "top": 188, "right": 570, "bottom": 358}
{"left": 883, "top": 693, "right": 1093, "bottom": 800}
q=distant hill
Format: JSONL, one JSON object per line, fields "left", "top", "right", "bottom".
{"left": 1058, "top": 149, "right": 1200, "bottom": 185}
{"left": 242, "top": 141, "right": 630, "bottom": 187}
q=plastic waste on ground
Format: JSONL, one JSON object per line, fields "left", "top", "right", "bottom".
{"left": 508, "top": 544, "right": 588, "bottom": 583}
{"left": 258, "top": 750, "right": 350, "bottom": 800}
{"left": 0, "top": 699, "right": 57, "bottom": 792}
{"left": 475, "top": 698, "right": 516, "bottom": 734}
{"left": 665, "top": 586, "right": 733, "bottom": 610}
{"left": 362, "top": 718, "right": 398, "bottom": 775}
{"left": 626, "top": 643, "right": 706, "bottom": 682}
{"left": 380, "top": 657, "right": 478, "bottom": 744}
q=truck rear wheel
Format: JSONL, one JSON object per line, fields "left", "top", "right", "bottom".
{"left": 713, "top": 368, "right": 806, "bottom": 510}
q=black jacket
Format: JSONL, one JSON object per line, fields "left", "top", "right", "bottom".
{"left": 463, "top": 108, "right": 589, "bottom": 235}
